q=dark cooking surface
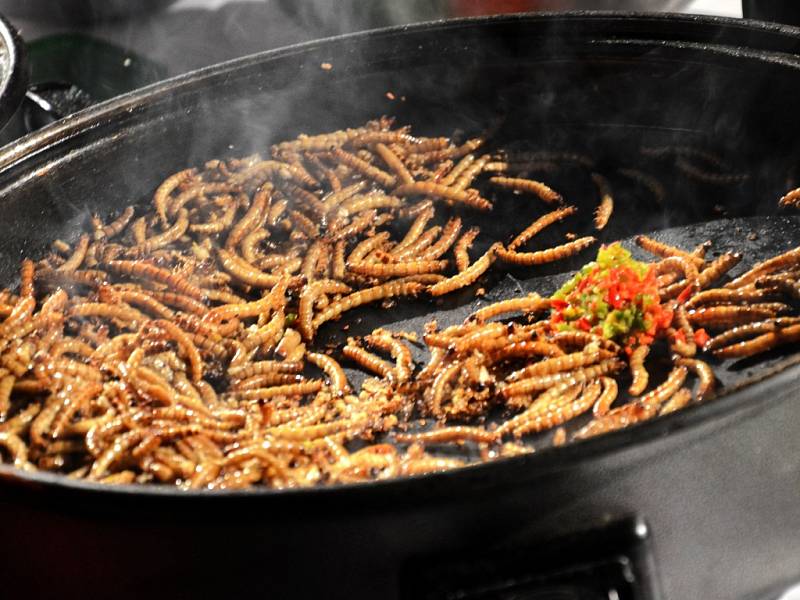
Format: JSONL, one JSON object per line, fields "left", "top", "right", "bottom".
{"left": 2, "top": 14, "right": 800, "bottom": 600}
{"left": 1, "top": 13, "right": 800, "bottom": 475}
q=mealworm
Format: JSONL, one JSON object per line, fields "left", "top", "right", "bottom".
{"left": 575, "top": 366, "right": 688, "bottom": 439}
{"left": 669, "top": 305, "right": 697, "bottom": 357}
{"left": 298, "top": 279, "right": 352, "bottom": 340}
{"left": 495, "top": 383, "right": 583, "bottom": 437}
{"left": 712, "top": 323, "right": 800, "bottom": 359}
{"left": 57, "top": 234, "right": 90, "bottom": 272}
{"left": 675, "top": 357, "right": 715, "bottom": 401}
{"left": 635, "top": 235, "right": 705, "bottom": 268}
{"left": 348, "top": 259, "right": 447, "bottom": 278}
{"left": 390, "top": 226, "right": 441, "bottom": 262}
{"left": 338, "top": 192, "right": 403, "bottom": 218}
{"left": 617, "top": 168, "right": 666, "bottom": 205}
{"left": 454, "top": 227, "right": 480, "bottom": 272}
{"left": 306, "top": 352, "right": 350, "bottom": 396}
{"left": 687, "top": 305, "right": 783, "bottom": 328}
{"left": 375, "top": 143, "right": 414, "bottom": 185}
{"left": 429, "top": 243, "right": 498, "bottom": 297}
{"left": 418, "top": 217, "right": 462, "bottom": 261}
{"left": 779, "top": 187, "right": 800, "bottom": 208}
{"left": 628, "top": 345, "right": 650, "bottom": 396}
{"left": 469, "top": 293, "right": 550, "bottom": 322}
{"left": 505, "top": 347, "right": 600, "bottom": 381}
{"left": 489, "top": 176, "right": 562, "bottom": 204}
{"left": 101, "top": 287, "right": 175, "bottom": 320}
{"left": 106, "top": 260, "right": 206, "bottom": 301}
{"left": 393, "top": 205, "right": 435, "bottom": 255}
{"left": 496, "top": 237, "right": 596, "bottom": 266}
{"left": 170, "top": 182, "right": 239, "bottom": 217}
{"left": 225, "top": 380, "right": 324, "bottom": 402}
{"left": 508, "top": 206, "right": 577, "bottom": 251}
{"left": 228, "top": 360, "right": 303, "bottom": 380}
{"left": 512, "top": 378, "right": 602, "bottom": 438}
{"left": 593, "top": 377, "right": 618, "bottom": 417}
{"left": 675, "top": 157, "right": 748, "bottom": 185}
{"left": 19, "top": 260, "right": 34, "bottom": 299}
{"left": 394, "top": 181, "right": 492, "bottom": 211}
{"left": 328, "top": 209, "right": 378, "bottom": 242}
{"left": 502, "top": 359, "right": 625, "bottom": 398}
{"left": 685, "top": 287, "right": 778, "bottom": 309}
{"left": 154, "top": 168, "right": 196, "bottom": 224}
{"left": 365, "top": 332, "right": 414, "bottom": 383}
{"left": 726, "top": 246, "right": 800, "bottom": 289}
{"left": 99, "top": 206, "right": 135, "bottom": 240}
{"left": 68, "top": 302, "right": 147, "bottom": 326}
{"left": 395, "top": 426, "right": 497, "bottom": 445}
{"left": 449, "top": 322, "right": 508, "bottom": 354}
{"left": 312, "top": 281, "right": 423, "bottom": 331}
{"left": 451, "top": 154, "right": 490, "bottom": 191}
{"left": 289, "top": 209, "right": 320, "bottom": 239}
{"left": 439, "top": 154, "right": 476, "bottom": 187}
{"left": 348, "top": 231, "right": 391, "bottom": 265}
{"left": 590, "top": 173, "right": 614, "bottom": 230}
{"left": 342, "top": 341, "right": 395, "bottom": 379}
{"left": 658, "top": 387, "right": 693, "bottom": 416}
{"left": 661, "top": 253, "right": 742, "bottom": 299}
{"left": 217, "top": 248, "right": 302, "bottom": 289}
{"left": 428, "top": 362, "right": 460, "bottom": 417}
{"left": 346, "top": 131, "right": 421, "bottom": 149}
{"left": 230, "top": 160, "right": 317, "bottom": 188}
{"left": 224, "top": 184, "right": 269, "bottom": 250}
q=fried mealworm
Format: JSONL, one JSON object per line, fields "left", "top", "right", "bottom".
{"left": 395, "top": 426, "right": 497, "bottom": 445}
{"left": 686, "top": 305, "right": 783, "bottom": 328}
{"left": 19, "top": 260, "right": 34, "bottom": 299}
{"left": 506, "top": 347, "right": 601, "bottom": 382}
{"left": 154, "top": 168, "right": 197, "bottom": 224}
{"left": 57, "top": 234, "right": 90, "bottom": 272}
{"left": 298, "top": 279, "right": 352, "bottom": 340}
{"left": 590, "top": 173, "right": 614, "bottom": 230}
{"left": 348, "top": 259, "right": 447, "bottom": 278}
{"left": 365, "top": 331, "right": 414, "bottom": 383}
{"left": 312, "top": 281, "right": 423, "bottom": 332}
{"left": 343, "top": 341, "right": 395, "bottom": 379}
{"left": 375, "top": 142, "right": 414, "bottom": 185}
{"left": 429, "top": 243, "right": 498, "bottom": 297}
{"left": 306, "top": 352, "right": 350, "bottom": 396}
{"left": 508, "top": 205, "right": 577, "bottom": 251}
{"left": 658, "top": 387, "right": 693, "bottom": 416}
{"left": 495, "top": 237, "right": 596, "bottom": 266}
{"left": 489, "top": 176, "right": 562, "bottom": 204}
{"left": 453, "top": 227, "right": 480, "bottom": 272}
{"left": 226, "top": 183, "right": 271, "bottom": 250}
{"left": 628, "top": 345, "right": 650, "bottom": 396}
{"left": 105, "top": 260, "right": 207, "bottom": 301}
{"left": 469, "top": 293, "right": 550, "bottom": 322}
{"left": 712, "top": 323, "right": 800, "bottom": 359}
{"left": 418, "top": 217, "right": 462, "bottom": 261}
{"left": 635, "top": 235, "right": 705, "bottom": 268}
{"left": 726, "top": 246, "right": 800, "bottom": 289}
{"left": 502, "top": 359, "right": 625, "bottom": 398}
{"left": 575, "top": 366, "right": 688, "bottom": 439}
{"left": 394, "top": 181, "right": 492, "bottom": 211}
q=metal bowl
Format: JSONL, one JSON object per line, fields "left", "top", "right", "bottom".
{"left": 0, "top": 13, "right": 26, "bottom": 138}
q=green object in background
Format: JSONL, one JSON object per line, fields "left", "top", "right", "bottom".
{"left": 27, "top": 33, "right": 166, "bottom": 102}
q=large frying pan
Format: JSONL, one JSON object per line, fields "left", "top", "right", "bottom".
{"left": 1, "top": 13, "right": 800, "bottom": 600}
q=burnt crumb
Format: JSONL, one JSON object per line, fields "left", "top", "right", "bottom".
{"left": 747, "top": 231, "right": 759, "bottom": 241}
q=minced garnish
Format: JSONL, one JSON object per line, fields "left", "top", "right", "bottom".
{"left": 550, "top": 242, "right": 673, "bottom": 351}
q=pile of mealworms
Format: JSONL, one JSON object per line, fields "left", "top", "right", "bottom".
{"left": 0, "top": 115, "right": 797, "bottom": 489}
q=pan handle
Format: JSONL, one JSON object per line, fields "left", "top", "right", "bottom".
{"left": 400, "top": 516, "right": 661, "bottom": 600}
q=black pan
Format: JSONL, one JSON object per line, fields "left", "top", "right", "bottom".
{"left": 1, "top": 12, "right": 800, "bottom": 600}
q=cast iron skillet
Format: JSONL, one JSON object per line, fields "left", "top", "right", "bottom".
{"left": 1, "top": 12, "right": 800, "bottom": 600}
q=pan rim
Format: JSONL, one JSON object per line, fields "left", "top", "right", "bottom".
{"left": 0, "top": 10, "right": 798, "bottom": 502}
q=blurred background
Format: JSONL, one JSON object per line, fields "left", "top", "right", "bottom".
{"left": 6, "top": 1, "right": 742, "bottom": 77}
